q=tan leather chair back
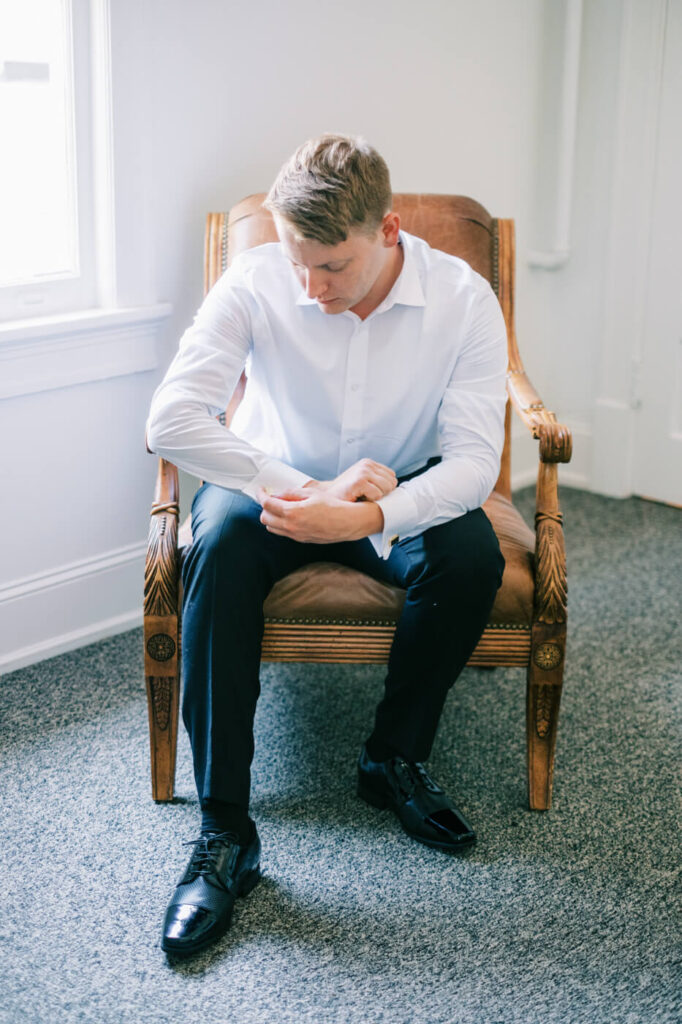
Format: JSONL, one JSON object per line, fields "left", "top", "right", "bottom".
{"left": 224, "top": 193, "right": 493, "bottom": 280}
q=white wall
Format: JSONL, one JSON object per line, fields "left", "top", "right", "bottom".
{"left": 118, "top": 0, "right": 546, "bottom": 370}
{"left": 1, "top": 0, "right": 672, "bottom": 671}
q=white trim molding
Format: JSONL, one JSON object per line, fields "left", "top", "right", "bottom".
{"left": 0, "top": 540, "right": 146, "bottom": 675}
{"left": 528, "top": 0, "right": 583, "bottom": 270}
{"left": 592, "top": 398, "right": 636, "bottom": 497}
{"left": 90, "top": 0, "right": 117, "bottom": 308}
{"left": 0, "top": 303, "right": 172, "bottom": 399}
{"left": 0, "top": 611, "right": 143, "bottom": 677}
{"left": 591, "top": 0, "right": 668, "bottom": 497}
{"left": 0, "top": 540, "right": 146, "bottom": 605}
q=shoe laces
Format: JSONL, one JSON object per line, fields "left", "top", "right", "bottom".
{"left": 396, "top": 759, "right": 441, "bottom": 796}
{"left": 182, "top": 831, "right": 239, "bottom": 882}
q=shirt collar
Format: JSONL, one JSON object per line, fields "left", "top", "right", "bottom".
{"left": 295, "top": 231, "right": 426, "bottom": 312}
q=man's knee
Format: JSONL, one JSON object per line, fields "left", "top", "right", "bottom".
{"left": 186, "top": 487, "right": 265, "bottom": 581}
{"left": 408, "top": 509, "right": 505, "bottom": 600}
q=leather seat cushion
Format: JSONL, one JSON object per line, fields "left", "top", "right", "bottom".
{"left": 263, "top": 490, "right": 534, "bottom": 625}
{"left": 179, "top": 491, "right": 535, "bottom": 627}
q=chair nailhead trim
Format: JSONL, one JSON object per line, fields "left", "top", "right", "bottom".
{"left": 491, "top": 219, "right": 500, "bottom": 297}
{"left": 264, "top": 618, "right": 529, "bottom": 629}
{"left": 222, "top": 217, "right": 229, "bottom": 272}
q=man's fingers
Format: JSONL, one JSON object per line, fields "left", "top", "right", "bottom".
{"left": 358, "top": 473, "right": 396, "bottom": 498}
{"left": 271, "top": 487, "right": 308, "bottom": 502}
{"left": 373, "top": 466, "right": 398, "bottom": 488}
{"left": 331, "top": 459, "right": 398, "bottom": 500}
{"left": 369, "top": 460, "right": 397, "bottom": 481}
{"left": 257, "top": 487, "right": 309, "bottom": 509}
{"left": 371, "top": 476, "right": 397, "bottom": 496}
{"left": 261, "top": 493, "right": 295, "bottom": 515}
{"left": 353, "top": 481, "right": 384, "bottom": 502}
{"left": 360, "top": 458, "right": 393, "bottom": 474}
{"left": 359, "top": 462, "right": 397, "bottom": 487}
{"left": 260, "top": 506, "right": 292, "bottom": 533}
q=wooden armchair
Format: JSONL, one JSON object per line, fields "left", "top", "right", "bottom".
{"left": 144, "top": 194, "right": 572, "bottom": 810}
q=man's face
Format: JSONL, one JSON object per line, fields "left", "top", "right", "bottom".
{"left": 274, "top": 214, "right": 398, "bottom": 319}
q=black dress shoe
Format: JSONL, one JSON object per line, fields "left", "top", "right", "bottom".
{"left": 161, "top": 829, "right": 261, "bottom": 958}
{"left": 357, "top": 746, "right": 476, "bottom": 851}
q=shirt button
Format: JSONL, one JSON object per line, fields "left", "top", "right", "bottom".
{"left": 346, "top": 438, "right": 354, "bottom": 445}
{"left": 350, "top": 383, "right": 360, "bottom": 392}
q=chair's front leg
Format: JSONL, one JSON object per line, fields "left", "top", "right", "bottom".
{"left": 528, "top": 460, "right": 568, "bottom": 810}
{"left": 144, "top": 460, "right": 180, "bottom": 802}
{"left": 527, "top": 624, "right": 566, "bottom": 809}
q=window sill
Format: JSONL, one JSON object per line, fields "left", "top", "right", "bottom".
{"left": 0, "top": 303, "right": 173, "bottom": 399}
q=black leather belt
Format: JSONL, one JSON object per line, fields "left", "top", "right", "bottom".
{"left": 397, "top": 455, "right": 442, "bottom": 485}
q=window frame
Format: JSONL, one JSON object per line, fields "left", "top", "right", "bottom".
{"left": 0, "top": 0, "right": 98, "bottom": 323}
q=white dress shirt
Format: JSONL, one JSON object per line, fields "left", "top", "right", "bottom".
{"left": 146, "top": 230, "right": 508, "bottom": 557}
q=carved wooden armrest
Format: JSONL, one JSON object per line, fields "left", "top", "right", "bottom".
{"left": 495, "top": 219, "right": 572, "bottom": 468}
{"left": 506, "top": 369, "right": 573, "bottom": 465}
{"left": 505, "top": 367, "right": 569, "bottom": 624}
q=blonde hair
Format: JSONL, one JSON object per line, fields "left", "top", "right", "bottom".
{"left": 264, "top": 134, "right": 392, "bottom": 245}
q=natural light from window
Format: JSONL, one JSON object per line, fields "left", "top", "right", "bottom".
{"left": 0, "top": 0, "right": 78, "bottom": 288}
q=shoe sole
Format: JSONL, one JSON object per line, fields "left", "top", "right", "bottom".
{"left": 162, "top": 866, "right": 262, "bottom": 959}
{"left": 357, "top": 777, "right": 477, "bottom": 852}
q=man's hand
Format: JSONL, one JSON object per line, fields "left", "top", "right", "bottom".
{"left": 308, "top": 459, "right": 398, "bottom": 503}
{"left": 258, "top": 486, "right": 384, "bottom": 543}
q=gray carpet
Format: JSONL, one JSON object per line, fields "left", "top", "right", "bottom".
{"left": 1, "top": 488, "right": 680, "bottom": 1024}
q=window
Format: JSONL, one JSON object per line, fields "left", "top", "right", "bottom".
{"left": 0, "top": 0, "right": 96, "bottom": 321}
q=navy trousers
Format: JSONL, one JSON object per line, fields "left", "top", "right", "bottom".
{"left": 181, "top": 481, "right": 504, "bottom": 812}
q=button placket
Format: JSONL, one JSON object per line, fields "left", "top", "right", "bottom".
{"left": 337, "top": 321, "right": 369, "bottom": 473}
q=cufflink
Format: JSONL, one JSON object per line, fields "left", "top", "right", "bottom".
{"left": 389, "top": 534, "right": 399, "bottom": 548}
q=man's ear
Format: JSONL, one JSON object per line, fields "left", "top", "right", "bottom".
{"left": 381, "top": 211, "right": 401, "bottom": 247}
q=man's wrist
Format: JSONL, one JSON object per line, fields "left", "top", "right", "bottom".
{"left": 351, "top": 500, "right": 384, "bottom": 539}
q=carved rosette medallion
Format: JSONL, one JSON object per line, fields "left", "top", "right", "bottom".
{"left": 146, "top": 633, "right": 176, "bottom": 662}
{"left": 533, "top": 641, "right": 562, "bottom": 671}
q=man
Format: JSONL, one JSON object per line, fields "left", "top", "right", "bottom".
{"left": 146, "top": 134, "right": 507, "bottom": 959}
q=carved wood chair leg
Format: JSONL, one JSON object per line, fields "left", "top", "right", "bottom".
{"left": 144, "top": 463, "right": 181, "bottom": 801}
{"left": 526, "top": 626, "right": 566, "bottom": 810}
{"left": 145, "top": 671, "right": 180, "bottom": 802}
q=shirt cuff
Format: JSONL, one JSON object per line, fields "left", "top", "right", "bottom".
{"left": 369, "top": 485, "right": 420, "bottom": 558}
{"left": 242, "top": 459, "right": 313, "bottom": 502}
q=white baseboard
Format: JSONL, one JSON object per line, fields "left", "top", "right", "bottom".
{"left": 1, "top": 609, "right": 142, "bottom": 675}
{"left": 0, "top": 541, "right": 147, "bottom": 675}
